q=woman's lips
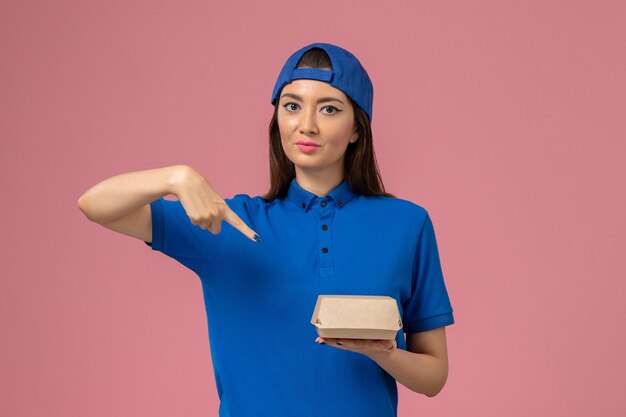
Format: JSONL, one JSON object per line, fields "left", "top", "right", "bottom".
{"left": 296, "top": 143, "right": 320, "bottom": 153}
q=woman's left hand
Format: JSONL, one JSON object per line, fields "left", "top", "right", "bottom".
{"left": 315, "top": 336, "right": 397, "bottom": 359}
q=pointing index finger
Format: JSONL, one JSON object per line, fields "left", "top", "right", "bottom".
{"left": 223, "top": 206, "right": 261, "bottom": 243}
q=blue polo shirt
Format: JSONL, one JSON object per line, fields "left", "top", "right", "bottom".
{"left": 145, "top": 177, "right": 454, "bottom": 417}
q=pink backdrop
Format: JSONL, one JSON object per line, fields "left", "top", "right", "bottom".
{"left": 1, "top": 0, "right": 625, "bottom": 416}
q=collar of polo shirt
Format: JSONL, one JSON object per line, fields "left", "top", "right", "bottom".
{"left": 287, "top": 177, "right": 356, "bottom": 211}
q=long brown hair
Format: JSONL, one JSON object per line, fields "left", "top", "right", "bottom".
{"left": 261, "top": 47, "right": 395, "bottom": 202}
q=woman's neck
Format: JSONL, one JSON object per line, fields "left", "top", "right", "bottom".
{"left": 294, "top": 169, "right": 344, "bottom": 198}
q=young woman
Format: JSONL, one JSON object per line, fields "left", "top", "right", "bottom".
{"left": 78, "top": 42, "right": 455, "bottom": 417}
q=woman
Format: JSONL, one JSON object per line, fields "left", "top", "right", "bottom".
{"left": 78, "top": 42, "right": 455, "bottom": 416}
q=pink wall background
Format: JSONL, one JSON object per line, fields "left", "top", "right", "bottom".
{"left": 1, "top": 0, "right": 625, "bottom": 416}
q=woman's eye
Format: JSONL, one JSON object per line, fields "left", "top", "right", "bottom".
{"left": 283, "top": 103, "right": 299, "bottom": 112}
{"left": 322, "top": 106, "right": 340, "bottom": 114}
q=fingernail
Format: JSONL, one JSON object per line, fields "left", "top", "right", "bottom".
{"left": 253, "top": 234, "right": 261, "bottom": 243}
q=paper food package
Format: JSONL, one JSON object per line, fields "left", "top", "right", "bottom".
{"left": 310, "top": 295, "right": 403, "bottom": 340}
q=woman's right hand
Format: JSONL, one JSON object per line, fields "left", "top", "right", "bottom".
{"left": 171, "top": 165, "right": 261, "bottom": 243}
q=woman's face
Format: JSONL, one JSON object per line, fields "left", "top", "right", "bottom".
{"left": 277, "top": 78, "right": 357, "bottom": 176}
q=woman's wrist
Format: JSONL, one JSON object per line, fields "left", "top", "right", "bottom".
{"left": 366, "top": 344, "right": 397, "bottom": 363}
{"left": 166, "top": 164, "right": 193, "bottom": 197}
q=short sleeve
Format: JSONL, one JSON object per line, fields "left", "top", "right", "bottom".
{"left": 143, "top": 197, "right": 229, "bottom": 276}
{"left": 402, "top": 212, "right": 455, "bottom": 333}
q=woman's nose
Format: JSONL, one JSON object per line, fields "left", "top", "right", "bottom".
{"left": 298, "top": 107, "right": 319, "bottom": 134}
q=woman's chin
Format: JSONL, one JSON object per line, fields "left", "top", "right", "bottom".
{"left": 288, "top": 155, "right": 319, "bottom": 166}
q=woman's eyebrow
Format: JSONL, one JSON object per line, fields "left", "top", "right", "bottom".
{"left": 280, "top": 93, "right": 344, "bottom": 104}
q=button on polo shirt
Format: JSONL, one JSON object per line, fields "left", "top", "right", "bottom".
{"left": 145, "top": 177, "right": 455, "bottom": 417}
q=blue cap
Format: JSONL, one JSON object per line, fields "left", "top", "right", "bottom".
{"left": 271, "top": 42, "right": 374, "bottom": 123}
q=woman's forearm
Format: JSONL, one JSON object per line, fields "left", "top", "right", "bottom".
{"left": 367, "top": 348, "right": 448, "bottom": 397}
{"left": 77, "top": 165, "right": 186, "bottom": 224}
